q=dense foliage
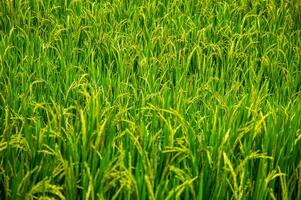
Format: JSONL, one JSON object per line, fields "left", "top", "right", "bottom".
{"left": 0, "top": 0, "right": 300, "bottom": 199}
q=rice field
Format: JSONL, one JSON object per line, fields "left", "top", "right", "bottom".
{"left": 0, "top": 0, "right": 301, "bottom": 199}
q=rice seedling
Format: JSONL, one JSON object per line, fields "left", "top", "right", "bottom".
{"left": 0, "top": 0, "right": 300, "bottom": 199}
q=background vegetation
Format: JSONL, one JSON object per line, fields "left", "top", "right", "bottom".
{"left": 0, "top": 0, "right": 300, "bottom": 199}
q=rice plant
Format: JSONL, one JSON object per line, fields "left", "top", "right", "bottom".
{"left": 0, "top": 0, "right": 300, "bottom": 199}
